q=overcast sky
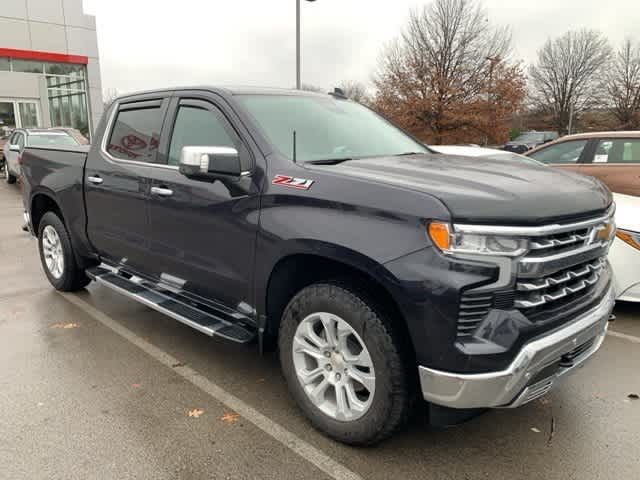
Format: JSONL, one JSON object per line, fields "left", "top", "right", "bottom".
{"left": 82, "top": 0, "right": 640, "bottom": 97}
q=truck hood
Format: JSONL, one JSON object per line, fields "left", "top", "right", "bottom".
{"left": 307, "top": 153, "right": 612, "bottom": 225}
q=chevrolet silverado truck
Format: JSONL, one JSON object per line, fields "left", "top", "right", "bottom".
{"left": 20, "top": 87, "right": 616, "bottom": 445}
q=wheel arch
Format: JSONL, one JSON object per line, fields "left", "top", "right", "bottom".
{"left": 261, "top": 247, "right": 414, "bottom": 362}
{"left": 30, "top": 189, "right": 64, "bottom": 233}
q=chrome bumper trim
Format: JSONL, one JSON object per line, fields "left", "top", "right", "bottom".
{"left": 418, "top": 286, "right": 615, "bottom": 409}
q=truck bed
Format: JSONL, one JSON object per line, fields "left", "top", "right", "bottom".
{"left": 21, "top": 145, "right": 91, "bottom": 264}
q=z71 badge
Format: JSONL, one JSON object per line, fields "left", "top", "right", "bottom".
{"left": 272, "top": 175, "right": 314, "bottom": 190}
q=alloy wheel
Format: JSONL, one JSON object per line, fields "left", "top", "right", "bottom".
{"left": 42, "top": 225, "right": 64, "bottom": 279}
{"left": 292, "top": 312, "right": 376, "bottom": 421}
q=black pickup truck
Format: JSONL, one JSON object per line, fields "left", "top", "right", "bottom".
{"left": 20, "top": 87, "right": 616, "bottom": 445}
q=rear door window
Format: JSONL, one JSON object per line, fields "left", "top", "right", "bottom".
{"left": 593, "top": 139, "right": 640, "bottom": 164}
{"left": 106, "top": 104, "right": 164, "bottom": 163}
{"left": 528, "top": 140, "right": 588, "bottom": 164}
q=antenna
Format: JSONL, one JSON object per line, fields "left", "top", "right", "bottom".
{"left": 292, "top": 130, "right": 297, "bottom": 164}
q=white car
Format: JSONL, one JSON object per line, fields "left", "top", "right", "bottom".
{"left": 3, "top": 128, "right": 79, "bottom": 184}
{"left": 610, "top": 193, "right": 640, "bottom": 302}
{"left": 430, "top": 146, "right": 639, "bottom": 302}
{"left": 428, "top": 144, "right": 540, "bottom": 163}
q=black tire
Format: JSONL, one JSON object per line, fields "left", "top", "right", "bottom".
{"left": 37, "top": 211, "right": 91, "bottom": 291}
{"left": 278, "top": 282, "right": 413, "bottom": 445}
{"left": 4, "top": 162, "right": 16, "bottom": 184}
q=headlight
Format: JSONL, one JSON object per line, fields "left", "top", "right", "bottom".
{"left": 428, "top": 222, "right": 528, "bottom": 257}
{"left": 616, "top": 229, "right": 640, "bottom": 251}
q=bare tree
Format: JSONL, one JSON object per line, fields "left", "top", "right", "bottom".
{"left": 606, "top": 39, "right": 640, "bottom": 129}
{"left": 373, "top": 0, "right": 519, "bottom": 144}
{"left": 337, "top": 81, "right": 370, "bottom": 103}
{"left": 529, "top": 29, "right": 612, "bottom": 134}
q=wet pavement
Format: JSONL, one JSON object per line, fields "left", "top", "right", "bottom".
{"left": 1, "top": 179, "right": 639, "bottom": 480}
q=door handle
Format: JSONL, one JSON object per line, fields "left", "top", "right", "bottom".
{"left": 151, "top": 186, "right": 174, "bottom": 197}
{"left": 87, "top": 175, "right": 103, "bottom": 185}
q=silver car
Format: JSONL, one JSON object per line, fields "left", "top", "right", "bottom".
{"left": 3, "top": 129, "right": 79, "bottom": 184}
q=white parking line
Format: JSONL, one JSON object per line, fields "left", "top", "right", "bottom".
{"left": 60, "top": 292, "right": 363, "bottom": 480}
{"left": 607, "top": 330, "right": 640, "bottom": 344}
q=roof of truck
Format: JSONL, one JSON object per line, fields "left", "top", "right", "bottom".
{"left": 114, "top": 86, "right": 333, "bottom": 102}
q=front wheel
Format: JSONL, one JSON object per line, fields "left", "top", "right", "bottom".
{"left": 37, "top": 211, "right": 91, "bottom": 291}
{"left": 279, "top": 283, "right": 412, "bottom": 445}
{"left": 4, "top": 162, "right": 16, "bottom": 184}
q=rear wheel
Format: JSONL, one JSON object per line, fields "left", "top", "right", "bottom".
{"left": 4, "top": 162, "right": 16, "bottom": 184}
{"left": 37, "top": 211, "right": 91, "bottom": 291}
{"left": 279, "top": 282, "right": 412, "bottom": 445}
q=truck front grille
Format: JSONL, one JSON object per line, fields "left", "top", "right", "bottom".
{"left": 526, "top": 228, "right": 591, "bottom": 256}
{"left": 456, "top": 292, "right": 492, "bottom": 338}
{"left": 455, "top": 208, "right": 613, "bottom": 339}
{"left": 515, "top": 257, "right": 606, "bottom": 309}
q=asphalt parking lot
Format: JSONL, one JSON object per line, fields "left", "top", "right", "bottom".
{"left": 1, "top": 179, "right": 639, "bottom": 480}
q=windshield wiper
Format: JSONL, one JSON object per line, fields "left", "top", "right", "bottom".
{"left": 305, "top": 157, "right": 355, "bottom": 165}
{"left": 394, "top": 152, "right": 423, "bottom": 156}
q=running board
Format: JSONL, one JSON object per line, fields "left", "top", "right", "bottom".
{"left": 86, "top": 266, "right": 256, "bottom": 344}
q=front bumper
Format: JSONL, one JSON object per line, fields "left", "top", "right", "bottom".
{"left": 418, "top": 285, "right": 615, "bottom": 409}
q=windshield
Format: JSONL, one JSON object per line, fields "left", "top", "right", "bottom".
{"left": 28, "top": 133, "right": 78, "bottom": 147}
{"left": 237, "top": 95, "right": 428, "bottom": 162}
{"left": 513, "top": 132, "right": 546, "bottom": 143}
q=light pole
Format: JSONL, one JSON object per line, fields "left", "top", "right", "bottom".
{"left": 296, "top": 0, "right": 316, "bottom": 90}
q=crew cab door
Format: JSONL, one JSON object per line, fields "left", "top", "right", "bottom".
{"left": 145, "top": 93, "right": 261, "bottom": 312}
{"left": 85, "top": 96, "right": 170, "bottom": 274}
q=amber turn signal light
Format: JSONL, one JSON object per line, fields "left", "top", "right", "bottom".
{"left": 428, "top": 222, "right": 451, "bottom": 250}
{"left": 616, "top": 230, "right": 640, "bottom": 251}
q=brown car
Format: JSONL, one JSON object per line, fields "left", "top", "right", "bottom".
{"left": 526, "top": 131, "right": 640, "bottom": 197}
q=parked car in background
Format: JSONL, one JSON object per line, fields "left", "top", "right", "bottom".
{"left": 3, "top": 129, "right": 79, "bottom": 184}
{"left": 503, "top": 131, "right": 558, "bottom": 154}
{"left": 610, "top": 193, "right": 640, "bottom": 302}
{"left": 526, "top": 131, "right": 640, "bottom": 197}
{"left": 428, "top": 145, "right": 542, "bottom": 165}
{"left": 55, "top": 127, "right": 90, "bottom": 145}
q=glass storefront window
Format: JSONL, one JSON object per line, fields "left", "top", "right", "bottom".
{"left": 12, "top": 59, "right": 44, "bottom": 74}
{"left": 46, "top": 66, "right": 90, "bottom": 137}
{"left": 0, "top": 102, "right": 17, "bottom": 138}
{"left": 45, "top": 62, "right": 85, "bottom": 76}
{"left": 18, "top": 103, "right": 39, "bottom": 128}
{"left": 2, "top": 58, "right": 91, "bottom": 137}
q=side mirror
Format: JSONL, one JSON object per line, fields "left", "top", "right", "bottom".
{"left": 9, "top": 144, "right": 20, "bottom": 152}
{"left": 179, "top": 146, "right": 241, "bottom": 180}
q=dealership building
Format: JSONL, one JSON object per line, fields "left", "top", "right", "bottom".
{"left": 0, "top": 0, "right": 102, "bottom": 140}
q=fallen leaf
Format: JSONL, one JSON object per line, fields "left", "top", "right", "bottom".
{"left": 628, "top": 393, "right": 639, "bottom": 400}
{"left": 188, "top": 408, "right": 204, "bottom": 418}
{"left": 171, "top": 362, "right": 186, "bottom": 368}
{"left": 220, "top": 411, "right": 240, "bottom": 424}
{"left": 132, "top": 383, "right": 141, "bottom": 388}
{"left": 51, "top": 323, "right": 78, "bottom": 329}
{"left": 531, "top": 427, "right": 541, "bottom": 433}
